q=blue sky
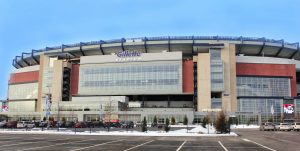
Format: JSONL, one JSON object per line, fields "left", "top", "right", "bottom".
{"left": 0, "top": 0, "right": 299, "bottom": 99}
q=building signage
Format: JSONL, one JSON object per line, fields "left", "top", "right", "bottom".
{"left": 283, "top": 104, "right": 294, "bottom": 114}
{"left": 115, "top": 50, "right": 142, "bottom": 62}
{"left": 116, "top": 50, "right": 141, "bottom": 58}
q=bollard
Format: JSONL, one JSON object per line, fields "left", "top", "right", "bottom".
{"left": 90, "top": 127, "right": 92, "bottom": 134}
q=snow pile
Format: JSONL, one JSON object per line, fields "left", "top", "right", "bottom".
{"left": 0, "top": 125, "right": 237, "bottom": 137}
{"left": 230, "top": 124, "right": 259, "bottom": 129}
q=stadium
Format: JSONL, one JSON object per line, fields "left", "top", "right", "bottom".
{"left": 1, "top": 36, "right": 300, "bottom": 124}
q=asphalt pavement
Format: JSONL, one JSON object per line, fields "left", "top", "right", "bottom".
{"left": 0, "top": 129, "right": 299, "bottom": 151}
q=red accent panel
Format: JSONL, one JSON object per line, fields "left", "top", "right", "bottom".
{"left": 236, "top": 63, "right": 297, "bottom": 97}
{"left": 183, "top": 60, "right": 194, "bottom": 93}
{"left": 9, "top": 71, "right": 39, "bottom": 84}
{"left": 71, "top": 64, "right": 80, "bottom": 95}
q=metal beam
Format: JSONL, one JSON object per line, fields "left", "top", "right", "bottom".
{"left": 168, "top": 36, "right": 171, "bottom": 52}
{"left": 21, "top": 53, "right": 30, "bottom": 66}
{"left": 61, "top": 44, "right": 65, "bottom": 52}
{"left": 121, "top": 38, "right": 125, "bottom": 51}
{"left": 192, "top": 36, "right": 195, "bottom": 55}
{"left": 144, "top": 37, "right": 148, "bottom": 53}
{"left": 290, "top": 43, "right": 300, "bottom": 59}
{"left": 275, "top": 41, "right": 285, "bottom": 57}
{"left": 15, "top": 56, "right": 23, "bottom": 68}
{"left": 12, "top": 59, "right": 18, "bottom": 68}
{"left": 31, "top": 49, "right": 39, "bottom": 64}
{"left": 258, "top": 42, "right": 266, "bottom": 55}
{"left": 100, "top": 42, "right": 104, "bottom": 55}
{"left": 79, "top": 42, "right": 85, "bottom": 56}
{"left": 237, "top": 37, "right": 244, "bottom": 55}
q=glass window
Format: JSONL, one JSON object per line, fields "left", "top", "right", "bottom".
{"left": 78, "top": 61, "right": 182, "bottom": 95}
{"left": 237, "top": 76, "right": 291, "bottom": 97}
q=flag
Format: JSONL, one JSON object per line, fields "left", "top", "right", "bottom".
{"left": 271, "top": 105, "right": 274, "bottom": 115}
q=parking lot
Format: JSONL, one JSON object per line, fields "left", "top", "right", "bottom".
{"left": 0, "top": 129, "right": 299, "bottom": 151}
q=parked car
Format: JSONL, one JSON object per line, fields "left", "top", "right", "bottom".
{"left": 274, "top": 123, "right": 281, "bottom": 131}
{"left": 56, "top": 121, "right": 66, "bottom": 128}
{"left": 151, "top": 123, "right": 158, "bottom": 127}
{"left": 17, "top": 121, "right": 35, "bottom": 128}
{"left": 135, "top": 121, "right": 142, "bottom": 127}
{"left": 0, "top": 121, "right": 7, "bottom": 128}
{"left": 103, "top": 122, "right": 121, "bottom": 128}
{"left": 6, "top": 121, "right": 17, "bottom": 128}
{"left": 260, "top": 122, "right": 275, "bottom": 131}
{"left": 279, "top": 123, "right": 293, "bottom": 131}
{"left": 121, "top": 121, "right": 134, "bottom": 128}
{"left": 157, "top": 124, "right": 165, "bottom": 129}
{"left": 65, "top": 121, "right": 75, "bottom": 128}
{"left": 75, "top": 122, "right": 86, "bottom": 128}
{"left": 39, "top": 121, "right": 48, "bottom": 127}
{"left": 292, "top": 122, "right": 300, "bottom": 131}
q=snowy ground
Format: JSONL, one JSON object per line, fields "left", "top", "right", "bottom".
{"left": 230, "top": 124, "right": 259, "bottom": 129}
{"left": 0, "top": 125, "right": 237, "bottom": 137}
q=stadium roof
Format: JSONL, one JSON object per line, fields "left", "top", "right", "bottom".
{"left": 13, "top": 36, "right": 299, "bottom": 69}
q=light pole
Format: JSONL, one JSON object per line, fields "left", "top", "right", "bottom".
{"left": 57, "top": 101, "right": 60, "bottom": 131}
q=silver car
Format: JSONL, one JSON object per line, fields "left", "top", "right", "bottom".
{"left": 0, "top": 121, "right": 7, "bottom": 128}
{"left": 260, "top": 122, "right": 275, "bottom": 131}
{"left": 279, "top": 123, "right": 292, "bottom": 131}
{"left": 292, "top": 122, "right": 300, "bottom": 131}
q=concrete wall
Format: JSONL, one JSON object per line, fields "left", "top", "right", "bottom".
{"left": 71, "top": 64, "right": 79, "bottom": 95}
{"left": 51, "top": 60, "right": 64, "bottom": 102}
{"left": 37, "top": 54, "right": 49, "bottom": 112}
{"left": 183, "top": 60, "right": 194, "bottom": 93}
{"left": 221, "top": 44, "right": 237, "bottom": 112}
{"left": 236, "top": 63, "right": 297, "bottom": 97}
{"left": 9, "top": 71, "right": 39, "bottom": 84}
{"left": 197, "top": 53, "right": 211, "bottom": 111}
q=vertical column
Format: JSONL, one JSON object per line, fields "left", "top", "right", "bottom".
{"left": 37, "top": 54, "right": 49, "bottom": 112}
{"left": 52, "top": 60, "right": 64, "bottom": 102}
{"left": 197, "top": 53, "right": 211, "bottom": 111}
{"left": 221, "top": 43, "right": 237, "bottom": 112}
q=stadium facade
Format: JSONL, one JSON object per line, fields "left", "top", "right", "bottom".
{"left": 1, "top": 36, "right": 300, "bottom": 124}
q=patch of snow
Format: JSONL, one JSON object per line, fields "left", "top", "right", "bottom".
{"left": 230, "top": 124, "right": 259, "bottom": 129}
{"left": 0, "top": 125, "right": 237, "bottom": 137}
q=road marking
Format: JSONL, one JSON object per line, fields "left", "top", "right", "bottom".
{"left": 70, "top": 139, "right": 124, "bottom": 151}
{"left": 242, "top": 138, "right": 277, "bottom": 151}
{"left": 123, "top": 140, "right": 154, "bottom": 151}
{"left": 218, "top": 141, "right": 228, "bottom": 151}
{"left": 17, "top": 138, "right": 97, "bottom": 151}
{"left": 0, "top": 138, "right": 62, "bottom": 147}
{"left": 176, "top": 140, "right": 186, "bottom": 151}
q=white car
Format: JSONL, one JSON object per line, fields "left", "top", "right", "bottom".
{"left": 17, "top": 121, "right": 35, "bottom": 128}
{"left": 260, "top": 122, "right": 275, "bottom": 131}
{"left": 292, "top": 122, "right": 300, "bottom": 131}
{"left": 279, "top": 123, "right": 292, "bottom": 131}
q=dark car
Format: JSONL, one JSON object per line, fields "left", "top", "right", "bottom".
{"left": 121, "top": 121, "right": 134, "bottom": 128}
{"left": 75, "top": 122, "right": 87, "bottom": 128}
{"left": 65, "top": 121, "right": 75, "bottom": 128}
{"left": 157, "top": 124, "right": 165, "bottom": 129}
{"left": 56, "top": 121, "right": 66, "bottom": 128}
{"left": 39, "top": 121, "right": 48, "bottom": 127}
{"left": 6, "top": 121, "right": 17, "bottom": 128}
{"left": 103, "top": 122, "right": 121, "bottom": 128}
{"left": 0, "top": 121, "right": 7, "bottom": 128}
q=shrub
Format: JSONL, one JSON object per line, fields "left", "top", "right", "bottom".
{"left": 183, "top": 115, "right": 188, "bottom": 125}
{"left": 165, "top": 118, "right": 170, "bottom": 132}
{"left": 171, "top": 117, "right": 176, "bottom": 125}
{"left": 141, "top": 116, "right": 147, "bottom": 132}
{"left": 202, "top": 116, "right": 209, "bottom": 128}
{"left": 215, "top": 111, "right": 228, "bottom": 133}
{"left": 153, "top": 116, "right": 157, "bottom": 127}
